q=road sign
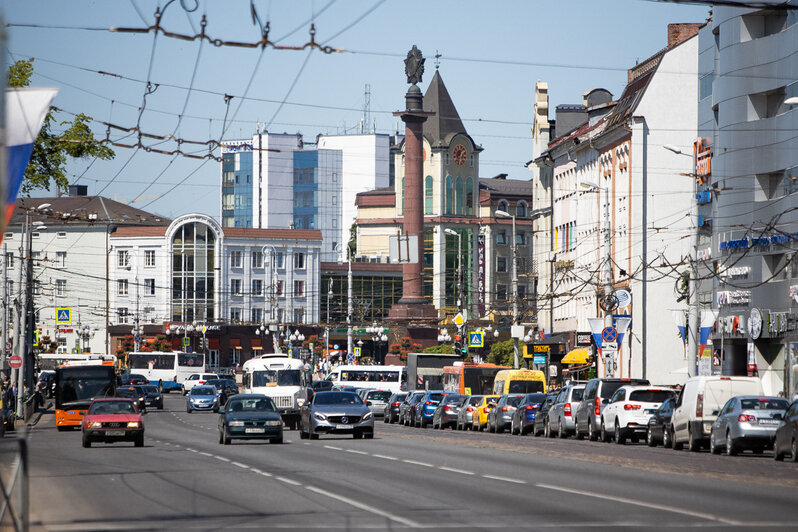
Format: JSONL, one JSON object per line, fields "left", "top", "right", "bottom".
{"left": 354, "top": 346, "right": 361, "bottom": 357}
{"left": 468, "top": 332, "right": 484, "bottom": 348}
{"left": 601, "top": 327, "right": 618, "bottom": 343}
{"left": 33, "top": 331, "right": 39, "bottom": 347}
{"left": 56, "top": 307, "right": 72, "bottom": 324}
{"left": 346, "top": 352, "right": 355, "bottom": 364}
{"left": 182, "top": 336, "right": 190, "bottom": 347}
{"left": 533, "top": 355, "right": 546, "bottom": 364}
{"left": 602, "top": 341, "right": 617, "bottom": 350}
{"left": 9, "top": 354, "right": 22, "bottom": 369}
{"left": 134, "top": 334, "right": 142, "bottom": 344}
{"left": 452, "top": 312, "right": 466, "bottom": 328}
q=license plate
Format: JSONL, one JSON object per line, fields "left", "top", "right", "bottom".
{"left": 759, "top": 419, "right": 779, "bottom": 425}
{"left": 105, "top": 430, "right": 126, "bottom": 436}
{"left": 245, "top": 428, "right": 265, "bottom": 433}
{"left": 337, "top": 424, "right": 353, "bottom": 430}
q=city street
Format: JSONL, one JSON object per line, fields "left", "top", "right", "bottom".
{"left": 4, "top": 394, "right": 797, "bottom": 531}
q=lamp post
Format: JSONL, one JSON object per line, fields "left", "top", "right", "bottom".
{"left": 367, "top": 323, "right": 388, "bottom": 364}
{"left": 326, "top": 279, "right": 333, "bottom": 367}
{"left": 437, "top": 328, "right": 452, "bottom": 344}
{"left": 495, "top": 209, "right": 519, "bottom": 369}
{"left": 664, "top": 144, "right": 699, "bottom": 377}
{"left": 444, "top": 228, "right": 463, "bottom": 316}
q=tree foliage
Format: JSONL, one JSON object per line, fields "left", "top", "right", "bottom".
{"left": 422, "top": 343, "right": 454, "bottom": 354}
{"left": 487, "top": 340, "right": 514, "bottom": 367}
{"left": 7, "top": 59, "right": 115, "bottom": 194}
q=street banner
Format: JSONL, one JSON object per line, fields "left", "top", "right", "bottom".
{"left": 699, "top": 308, "right": 719, "bottom": 357}
{"left": 613, "top": 316, "right": 631, "bottom": 349}
{"left": 2, "top": 88, "right": 58, "bottom": 244}
{"left": 672, "top": 310, "right": 687, "bottom": 345}
{"left": 587, "top": 318, "right": 605, "bottom": 349}
{"left": 477, "top": 234, "right": 485, "bottom": 315}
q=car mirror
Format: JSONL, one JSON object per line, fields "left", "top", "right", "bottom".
{"left": 218, "top": 407, "right": 225, "bottom": 414}
{"left": 711, "top": 409, "right": 719, "bottom": 416}
{"left": 602, "top": 398, "right": 610, "bottom": 405}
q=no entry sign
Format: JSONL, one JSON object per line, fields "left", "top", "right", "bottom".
{"left": 9, "top": 354, "right": 22, "bottom": 369}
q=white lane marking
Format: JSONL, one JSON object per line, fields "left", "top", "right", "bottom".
{"left": 276, "top": 476, "right": 302, "bottom": 486}
{"left": 483, "top": 474, "right": 526, "bottom": 484}
{"left": 439, "top": 466, "right": 475, "bottom": 475}
{"left": 231, "top": 461, "right": 249, "bottom": 469}
{"left": 199, "top": 451, "right": 213, "bottom": 457}
{"left": 259, "top": 471, "right": 273, "bottom": 477}
{"left": 403, "top": 459, "right": 434, "bottom": 468}
{"left": 214, "top": 456, "right": 231, "bottom": 462}
{"left": 305, "top": 485, "right": 421, "bottom": 528}
{"left": 185, "top": 448, "right": 197, "bottom": 453}
{"left": 372, "top": 454, "right": 398, "bottom": 461}
{"left": 323, "top": 445, "right": 342, "bottom": 451}
{"left": 250, "top": 468, "right": 263, "bottom": 474}
{"left": 536, "top": 483, "right": 740, "bottom": 525}
{"left": 346, "top": 449, "right": 368, "bottom": 455}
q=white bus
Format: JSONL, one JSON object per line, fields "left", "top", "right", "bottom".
{"left": 127, "top": 351, "right": 205, "bottom": 393}
{"left": 325, "top": 365, "right": 407, "bottom": 393}
{"left": 38, "top": 353, "right": 117, "bottom": 373}
{"left": 241, "top": 354, "right": 309, "bottom": 429}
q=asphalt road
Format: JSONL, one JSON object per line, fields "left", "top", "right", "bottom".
{"left": 3, "top": 394, "right": 798, "bottom": 531}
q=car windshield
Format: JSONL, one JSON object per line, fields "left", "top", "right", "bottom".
{"left": 253, "top": 369, "right": 301, "bottom": 387}
{"left": 600, "top": 382, "right": 627, "bottom": 399}
{"left": 740, "top": 398, "right": 789, "bottom": 410}
{"left": 314, "top": 392, "right": 363, "bottom": 406}
{"left": 204, "top": 380, "right": 225, "bottom": 389}
{"left": 142, "top": 386, "right": 158, "bottom": 393}
{"left": 506, "top": 396, "right": 524, "bottom": 407}
{"left": 508, "top": 380, "right": 544, "bottom": 393}
{"left": 191, "top": 387, "right": 215, "bottom": 396}
{"left": 442, "top": 394, "right": 464, "bottom": 404}
{"left": 524, "top": 393, "right": 548, "bottom": 404}
{"left": 226, "top": 398, "right": 276, "bottom": 412}
{"left": 629, "top": 390, "right": 675, "bottom": 403}
{"left": 428, "top": 393, "right": 445, "bottom": 402}
{"left": 89, "top": 401, "right": 136, "bottom": 415}
{"left": 571, "top": 388, "right": 584, "bottom": 401}
{"left": 367, "top": 391, "right": 392, "bottom": 401}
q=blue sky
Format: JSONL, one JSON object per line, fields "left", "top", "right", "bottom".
{"left": 4, "top": 0, "right": 710, "bottom": 220}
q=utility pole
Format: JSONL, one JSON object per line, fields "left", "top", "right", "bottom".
{"left": 1, "top": 243, "right": 7, "bottom": 369}
{"left": 347, "top": 247, "right": 353, "bottom": 360}
{"left": 511, "top": 214, "right": 519, "bottom": 370}
{"left": 326, "top": 278, "right": 332, "bottom": 364}
{"left": 16, "top": 214, "right": 28, "bottom": 418}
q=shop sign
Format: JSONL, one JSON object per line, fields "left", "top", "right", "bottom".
{"left": 717, "top": 290, "right": 750, "bottom": 306}
{"left": 554, "top": 259, "right": 574, "bottom": 270}
{"left": 719, "top": 266, "right": 750, "bottom": 280}
{"left": 532, "top": 345, "right": 550, "bottom": 353}
{"left": 717, "top": 315, "right": 746, "bottom": 335}
{"left": 720, "top": 233, "right": 798, "bottom": 253}
{"left": 694, "top": 137, "right": 711, "bottom": 184}
{"left": 576, "top": 332, "right": 592, "bottom": 346}
{"left": 766, "top": 310, "right": 790, "bottom": 336}
{"left": 477, "top": 234, "right": 486, "bottom": 315}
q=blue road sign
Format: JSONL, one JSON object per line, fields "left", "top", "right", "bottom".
{"left": 346, "top": 353, "right": 355, "bottom": 364}
{"left": 182, "top": 336, "right": 190, "bottom": 347}
{"left": 468, "top": 332, "right": 484, "bottom": 348}
{"left": 601, "top": 327, "right": 618, "bottom": 343}
{"left": 56, "top": 308, "right": 71, "bottom": 324}
{"left": 533, "top": 355, "right": 546, "bottom": 364}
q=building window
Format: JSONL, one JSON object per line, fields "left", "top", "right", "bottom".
{"left": 118, "top": 279, "right": 129, "bottom": 296}
{"left": 516, "top": 201, "right": 528, "bottom": 218}
{"left": 496, "top": 231, "right": 507, "bottom": 245}
{"left": 56, "top": 251, "right": 67, "bottom": 268}
{"left": 56, "top": 279, "right": 67, "bottom": 296}
{"left": 252, "top": 279, "right": 263, "bottom": 296}
{"left": 496, "top": 284, "right": 508, "bottom": 301}
{"left": 230, "top": 308, "right": 242, "bottom": 322}
{"left": 208, "top": 350, "right": 219, "bottom": 369}
{"left": 57, "top": 231, "right": 66, "bottom": 238}
{"left": 455, "top": 176, "right": 464, "bottom": 215}
{"left": 276, "top": 252, "right": 284, "bottom": 268}
{"left": 252, "top": 251, "right": 263, "bottom": 269}
{"left": 231, "top": 348, "right": 241, "bottom": 366}
{"left": 466, "top": 177, "right": 474, "bottom": 215}
{"left": 497, "top": 256, "right": 508, "bottom": 273}
{"left": 5, "top": 252, "right": 13, "bottom": 268}
{"left": 424, "top": 176, "right": 433, "bottom": 214}
{"left": 332, "top": 195, "right": 338, "bottom": 206}
{"left": 469, "top": 154, "right": 474, "bottom": 168}
{"left": 117, "top": 308, "right": 129, "bottom": 324}
{"left": 230, "top": 279, "right": 242, "bottom": 295}
{"left": 293, "top": 308, "right": 305, "bottom": 323}
{"left": 251, "top": 308, "right": 263, "bottom": 323}
{"left": 497, "top": 200, "right": 509, "bottom": 213}
{"left": 516, "top": 232, "right": 526, "bottom": 246}
{"left": 144, "top": 278, "right": 156, "bottom": 296}
{"left": 445, "top": 176, "right": 453, "bottom": 214}
{"left": 230, "top": 250, "right": 242, "bottom": 268}
{"left": 294, "top": 280, "right": 304, "bottom": 297}
{"left": 276, "top": 280, "right": 284, "bottom": 295}
{"left": 144, "top": 250, "right": 155, "bottom": 267}
{"left": 117, "top": 250, "right": 130, "bottom": 268}
{"left": 518, "top": 285, "right": 527, "bottom": 300}
{"left": 294, "top": 252, "right": 306, "bottom": 270}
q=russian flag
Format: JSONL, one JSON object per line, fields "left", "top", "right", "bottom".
{"left": 2, "top": 87, "right": 58, "bottom": 245}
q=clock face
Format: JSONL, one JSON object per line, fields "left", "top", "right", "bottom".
{"left": 452, "top": 144, "right": 467, "bottom": 166}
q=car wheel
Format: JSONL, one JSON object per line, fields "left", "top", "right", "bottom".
{"left": 774, "top": 440, "right": 783, "bottom": 461}
{"left": 310, "top": 433, "right": 319, "bottom": 440}
{"left": 600, "top": 421, "right": 610, "bottom": 443}
{"left": 219, "top": 430, "right": 224, "bottom": 444}
{"left": 588, "top": 420, "right": 598, "bottom": 441}
{"left": 488, "top": 419, "right": 495, "bottom": 433}
{"left": 187, "top": 407, "right": 192, "bottom": 414}
{"left": 725, "top": 431, "right": 737, "bottom": 456}
{"left": 689, "top": 427, "right": 702, "bottom": 452}
{"left": 791, "top": 439, "right": 798, "bottom": 463}
{"left": 223, "top": 431, "right": 231, "bottom": 445}
{"left": 574, "top": 419, "right": 585, "bottom": 440}
{"left": 82, "top": 435, "right": 91, "bottom": 448}
{"left": 383, "top": 415, "right": 389, "bottom": 424}
{"left": 647, "top": 428, "right": 657, "bottom": 447}
{"left": 354, "top": 432, "right": 363, "bottom": 439}
{"left": 157, "top": 404, "right": 163, "bottom": 410}
{"left": 663, "top": 428, "right": 673, "bottom": 449}
{"left": 615, "top": 421, "right": 625, "bottom": 445}
{"left": 496, "top": 421, "right": 504, "bottom": 434}
{"left": 270, "top": 436, "right": 283, "bottom": 444}
{"left": 135, "top": 434, "right": 144, "bottom": 448}
{"left": 710, "top": 431, "right": 721, "bottom": 454}
{"left": 558, "top": 420, "right": 567, "bottom": 439}
{"left": 545, "top": 420, "right": 553, "bottom": 438}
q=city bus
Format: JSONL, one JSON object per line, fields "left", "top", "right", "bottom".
{"left": 127, "top": 351, "right": 205, "bottom": 393}
{"left": 54, "top": 365, "right": 117, "bottom": 430}
{"left": 442, "top": 363, "right": 510, "bottom": 395}
{"left": 325, "top": 365, "right": 407, "bottom": 393}
{"left": 38, "top": 353, "right": 117, "bottom": 373}
{"left": 241, "top": 354, "right": 309, "bottom": 429}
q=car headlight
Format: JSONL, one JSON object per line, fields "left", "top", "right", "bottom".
{"left": 213, "top": 397, "right": 219, "bottom": 402}
{"left": 229, "top": 420, "right": 245, "bottom": 427}
{"left": 127, "top": 421, "right": 141, "bottom": 428}
{"left": 266, "top": 420, "right": 282, "bottom": 426}
{"left": 314, "top": 412, "right": 327, "bottom": 421}
{"left": 89, "top": 421, "right": 103, "bottom": 428}
{"left": 139, "top": 397, "right": 145, "bottom": 401}
{"left": 296, "top": 398, "right": 305, "bottom": 407}
{"left": 362, "top": 412, "right": 373, "bottom": 421}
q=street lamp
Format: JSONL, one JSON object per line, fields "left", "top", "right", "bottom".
{"left": 367, "top": 323, "right": 388, "bottom": 364}
{"left": 438, "top": 329, "right": 452, "bottom": 343}
{"left": 495, "top": 209, "right": 519, "bottom": 369}
{"left": 444, "top": 228, "right": 463, "bottom": 315}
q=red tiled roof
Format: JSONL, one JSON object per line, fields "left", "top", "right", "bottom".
{"left": 111, "top": 226, "right": 169, "bottom": 238}
{"left": 222, "top": 228, "right": 322, "bottom": 240}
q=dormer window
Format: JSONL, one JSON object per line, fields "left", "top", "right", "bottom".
{"left": 516, "top": 201, "right": 528, "bottom": 218}
{"left": 497, "top": 200, "right": 509, "bottom": 214}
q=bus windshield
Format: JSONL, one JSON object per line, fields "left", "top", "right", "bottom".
{"left": 336, "top": 370, "right": 399, "bottom": 383}
{"left": 129, "top": 354, "right": 174, "bottom": 370}
{"left": 56, "top": 368, "right": 116, "bottom": 408}
{"left": 253, "top": 369, "right": 301, "bottom": 387}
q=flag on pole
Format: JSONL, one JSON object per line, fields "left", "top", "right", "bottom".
{"left": 2, "top": 88, "right": 58, "bottom": 244}
{"left": 672, "top": 310, "right": 687, "bottom": 345}
{"left": 699, "top": 308, "right": 719, "bottom": 356}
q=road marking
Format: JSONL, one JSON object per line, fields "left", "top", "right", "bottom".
{"left": 305, "top": 485, "right": 421, "bottom": 528}
{"left": 323, "top": 445, "right": 342, "bottom": 451}
{"left": 214, "top": 456, "right": 231, "bottom": 462}
{"left": 250, "top": 468, "right": 263, "bottom": 474}
{"left": 259, "top": 471, "right": 273, "bottom": 477}
{"left": 198, "top": 452, "right": 212, "bottom": 457}
{"left": 483, "top": 474, "right": 526, "bottom": 484}
{"left": 403, "top": 459, "right": 434, "bottom": 468}
{"left": 276, "top": 476, "right": 302, "bottom": 486}
{"left": 346, "top": 449, "right": 368, "bottom": 455}
{"left": 231, "top": 461, "right": 249, "bottom": 469}
{"left": 439, "top": 466, "right": 474, "bottom": 475}
{"left": 372, "top": 454, "right": 398, "bottom": 461}
{"left": 186, "top": 448, "right": 197, "bottom": 453}
{"left": 535, "top": 483, "right": 741, "bottom": 525}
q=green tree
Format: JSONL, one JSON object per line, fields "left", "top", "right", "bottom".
{"left": 422, "top": 343, "right": 454, "bottom": 354}
{"left": 7, "top": 59, "right": 115, "bottom": 194}
{"left": 487, "top": 340, "right": 514, "bottom": 366}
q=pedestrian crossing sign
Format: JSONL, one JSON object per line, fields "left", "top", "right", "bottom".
{"left": 354, "top": 346, "right": 361, "bottom": 357}
{"left": 33, "top": 330, "right": 39, "bottom": 347}
{"left": 468, "top": 332, "right": 484, "bottom": 348}
{"left": 56, "top": 308, "right": 71, "bottom": 324}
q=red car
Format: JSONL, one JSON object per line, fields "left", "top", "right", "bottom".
{"left": 82, "top": 398, "right": 145, "bottom": 448}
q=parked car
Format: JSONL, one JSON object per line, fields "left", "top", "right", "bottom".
{"left": 204, "top": 378, "right": 239, "bottom": 406}
{"left": 182, "top": 373, "right": 220, "bottom": 395}
{"left": 186, "top": 385, "right": 220, "bottom": 413}
{"left": 413, "top": 391, "right": 449, "bottom": 428}
{"left": 81, "top": 398, "right": 144, "bottom": 448}
{"left": 709, "top": 396, "right": 789, "bottom": 455}
{"left": 471, "top": 395, "right": 500, "bottom": 431}
{"left": 136, "top": 384, "right": 164, "bottom": 410}
{"left": 299, "top": 391, "right": 374, "bottom": 440}
{"left": 534, "top": 392, "right": 560, "bottom": 437}
{"left": 774, "top": 399, "right": 798, "bottom": 462}
{"left": 599, "top": 386, "right": 676, "bottom": 444}
{"left": 432, "top": 394, "right": 466, "bottom": 429}
{"left": 456, "top": 395, "right": 483, "bottom": 431}
{"left": 399, "top": 391, "right": 425, "bottom": 426}
{"left": 671, "top": 376, "right": 763, "bottom": 451}
{"left": 120, "top": 373, "right": 148, "bottom": 386}
{"left": 218, "top": 394, "right": 283, "bottom": 445}
{"left": 487, "top": 394, "right": 524, "bottom": 433}
{"left": 511, "top": 393, "right": 549, "bottom": 436}
{"left": 383, "top": 392, "right": 408, "bottom": 423}
{"left": 546, "top": 384, "right": 585, "bottom": 438}
{"left": 574, "top": 378, "right": 650, "bottom": 441}
{"left": 115, "top": 386, "right": 147, "bottom": 412}
{"left": 646, "top": 397, "right": 676, "bottom": 447}
{"left": 363, "top": 390, "right": 392, "bottom": 417}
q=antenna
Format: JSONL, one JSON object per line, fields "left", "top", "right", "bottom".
{"left": 434, "top": 50, "right": 441, "bottom": 70}
{"left": 362, "top": 84, "right": 371, "bottom": 134}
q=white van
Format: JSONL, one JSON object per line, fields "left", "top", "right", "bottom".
{"left": 671, "top": 376, "right": 763, "bottom": 452}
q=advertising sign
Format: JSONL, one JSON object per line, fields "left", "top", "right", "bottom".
{"left": 477, "top": 234, "right": 485, "bottom": 315}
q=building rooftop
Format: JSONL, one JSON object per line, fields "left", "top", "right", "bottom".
{"left": 11, "top": 196, "right": 170, "bottom": 227}
{"left": 222, "top": 227, "right": 323, "bottom": 240}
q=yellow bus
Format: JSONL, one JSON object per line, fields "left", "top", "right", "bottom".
{"left": 492, "top": 369, "right": 547, "bottom": 395}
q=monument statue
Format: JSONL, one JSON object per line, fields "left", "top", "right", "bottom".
{"left": 404, "top": 45, "right": 425, "bottom": 85}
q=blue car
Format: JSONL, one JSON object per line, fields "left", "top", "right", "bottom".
{"left": 413, "top": 390, "right": 449, "bottom": 429}
{"left": 510, "top": 393, "right": 549, "bottom": 435}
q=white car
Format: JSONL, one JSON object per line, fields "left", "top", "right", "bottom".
{"left": 182, "top": 373, "right": 220, "bottom": 395}
{"left": 600, "top": 386, "right": 677, "bottom": 444}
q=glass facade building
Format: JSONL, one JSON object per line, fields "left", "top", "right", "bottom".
{"left": 221, "top": 143, "right": 253, "bottom": 228}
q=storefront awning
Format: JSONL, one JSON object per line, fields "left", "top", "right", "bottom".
{"left": 561, "top": 348, "right": 589, "bottom": 365}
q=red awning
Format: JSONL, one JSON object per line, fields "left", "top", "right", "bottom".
{"left": 229, "top": 338, "right": 241, "bottom": 347}
{"left": 251, "top": 337, "right": 262, "bottom": 347}
{"left": 208, "top": 337, "right": 221, "bottom": 349}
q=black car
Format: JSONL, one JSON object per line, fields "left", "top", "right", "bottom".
{"left": 511, "top": 393, "right": 549, "bottom": 436}
{"left": 134, "top": 384, "right": 164, "bottom": 410}
{"left": 432, "top": 394, "right": 466, "bottom": 430}
{"left": 533, "top": 392, "right": 560, "bottom": 437}
{"left": 646, "top": 396, "right": 676, "bottom": 447}
{"left": 218, "top": 394, "right": 283, "bottom": 445}
{"left": 400, "top": 391, "right": 425, "bottom": 426}
{"left": 383, "top": 392, "right": 407, "bottom": 423}
{"left": 116, "top": 386, "right": 147, "bottom": 412}
{"left": 204, "top": 379, "right": 239, "bottom": 405}
{"left": 120, "top": 373, "right": 148, "bottom": 386}
{"left": 774, "top": 399, "right": 798, "bottom": 462}
{"left": 312, "top": 380, "right": 334, "bottom": 392}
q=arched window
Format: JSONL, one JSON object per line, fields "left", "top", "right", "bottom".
{"left": 497, "top": 199, "right": 509, "bottom": 214}
{"left": 466, "top": 177, "right": 474, "bottom": 215}
{"left": 424, "top": 176, "right": 433, "bottom": 214}
{"left": 516, "top": 201, "right": 528, "bottom": 218}
{"left": 455, "top": 177, "right": 464, "bottom": 215}
{"left": 445, "top": 176, "right": 453, "bottom": 214}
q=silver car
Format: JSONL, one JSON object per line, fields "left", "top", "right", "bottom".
{"left": 364, "top": 390, "right": 392, "bottom": 417}
{"left": 456, "top": 395, "right": 482, "bottom": 430}
{"left": 546, "top": 384, "right": 585, "bottom": 438}
{"left": 186, "top": 385, "right": 220, "bottom": 413}
{"left": 299, "top": 391, "right": 375, "bottom": 440}
{"left": 709, "top": 395, "right": 790, "bottom": 455}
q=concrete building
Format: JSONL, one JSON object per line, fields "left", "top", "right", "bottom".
{"left": 699, "top": 5, "right": 798, "bottom": 397}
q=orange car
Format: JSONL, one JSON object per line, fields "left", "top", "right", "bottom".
{"left": 471, "top": 395, "right": 500, "bottom": 431}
